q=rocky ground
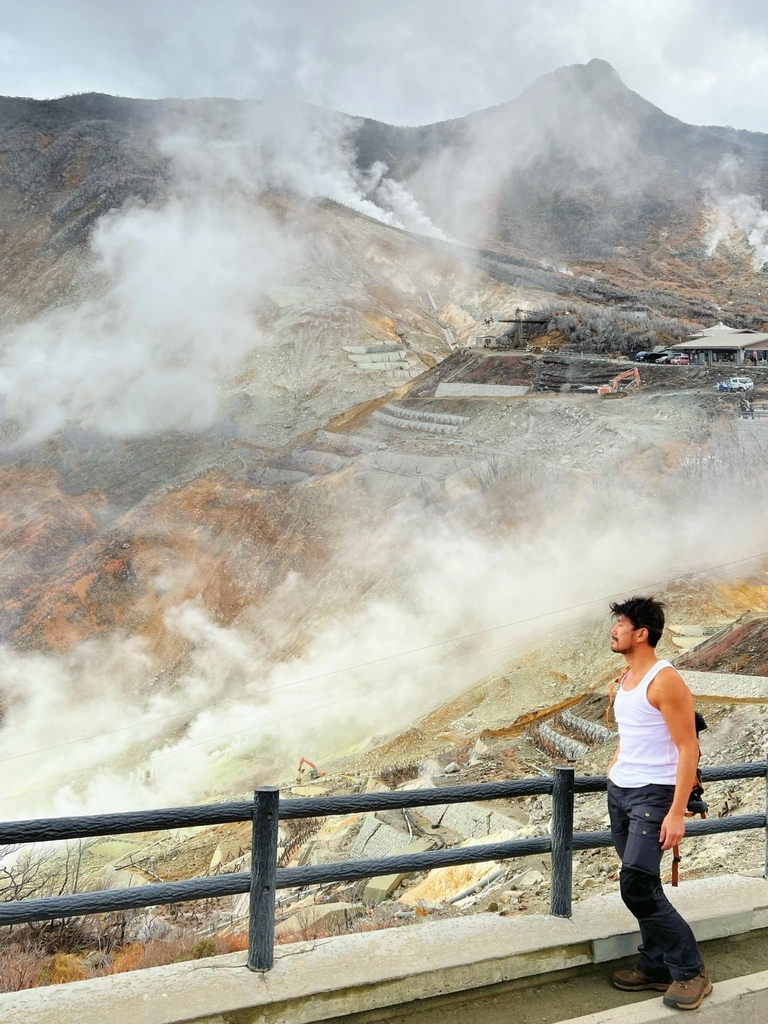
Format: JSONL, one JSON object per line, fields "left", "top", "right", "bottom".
{"left": 2, "top": 351, "right": 767, "bottom": 991}
{"left": 63, "top": 570, "right": 766, "bottom": 951}
{"left": 4, "top": 76, "right": 768, "bottom": 992}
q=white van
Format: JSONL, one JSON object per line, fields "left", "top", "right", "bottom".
{"left": 716, "top": 377, "right": 754, "bottom": 392}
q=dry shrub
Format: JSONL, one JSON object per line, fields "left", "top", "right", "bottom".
{"left": 108, "top": 933, "right": 243, "bottom": 974}
{"left": 0, "top": 944, "right": 47, "bottom": 993}
{"left": 216, "top": 932, "right": 248, "bottom": 953}
{"left": 190, "top": 939, "right": 217, "bottom": 960}
{"left": 107, "top": 942, "right": 147, "bottom": 974}
{"left": 275, "top": 922, "right": 338, "bottom": 944}
{"left": 350, "top": 915, "right": 401, "bottom": 933}
{"left": 0, "top": 929, "right": 248, "bottom": 991}
{"left": 275, "top": 912, "right": 401, "bottom": 945}
{"left": 108, "top": 938, "right": 190, "bottom": 973}
{"left": 36, "top": 952, "right": 89, "bottom": 986}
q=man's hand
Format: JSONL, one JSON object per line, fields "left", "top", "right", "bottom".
{"left": 660, "top": 811, "right": 686, "bottom": 851}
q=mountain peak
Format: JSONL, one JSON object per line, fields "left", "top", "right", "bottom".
{"left": 556, "top": 57, "right": 626, "bottom": 94}
{"left": 517, "top": 56, "right": 630, "bottom": 108}
{"left": 582, "top": 57, "right": 621, "bottom": 79}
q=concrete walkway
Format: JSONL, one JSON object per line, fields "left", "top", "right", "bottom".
{"left": 1, "top": 873, "right": 766, "bottom": 1024}
{"left": 328, "top": 930, "right": 768, "bottom": 1024}
{"left": 560, "top": 968, "right": 768, "bottom": 1024}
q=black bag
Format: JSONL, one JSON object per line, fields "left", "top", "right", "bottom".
{"left": 686, "top": 711, "right": 708, "bottom": 816}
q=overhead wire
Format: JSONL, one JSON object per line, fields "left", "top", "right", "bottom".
{"left": 3, "top": 547, "right": 766, "bottom": 770}
{"left": 3, "top": 615, "right": 571, "bottom": 801}
{"left": 2, "top": 548, "right": 767, "bottom": 805}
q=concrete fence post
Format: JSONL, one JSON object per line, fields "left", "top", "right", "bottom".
{"left": 247, "top": 786, "right": 279, "bottom": 972}
{"left": 550, "top": 766, "right": 575, "bottom": 918}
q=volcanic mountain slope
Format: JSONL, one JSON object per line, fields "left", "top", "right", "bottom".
{"left": 6, "top": 351, "right": 768, "bottom": 820}
{"left": 2, "top": 65, "right": 768, "bottom": 819}
{"left": 353, "top": 59, "right": 768, "bottom": 273}
{"left": 3, "top": 60, "right": 768, "bottom": 332}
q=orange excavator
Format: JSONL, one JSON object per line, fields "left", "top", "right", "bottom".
{"left": 296, "top": 757, "right": 326, "bottom": 783}
{"left": 597, "top": 367, "right": 641, "bottom": 399}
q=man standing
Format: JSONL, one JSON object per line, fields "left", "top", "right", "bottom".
{"left": 606, "top": 596, "right": 711, "bottom": 1010}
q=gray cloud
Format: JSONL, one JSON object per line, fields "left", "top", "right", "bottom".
{"left": 2, "top": 1, "right": 768, "bottom": 129}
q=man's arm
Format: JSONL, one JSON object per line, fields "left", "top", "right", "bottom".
{"left": 650, "top": 668, "right": 699, "bottom": 851}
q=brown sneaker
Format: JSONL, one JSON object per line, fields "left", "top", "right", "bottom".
{"left": 611, "top": 967, "right": 670, "bottom": 991}
{"left": 663, "top": 971, "right": 713, "bottom": 1010}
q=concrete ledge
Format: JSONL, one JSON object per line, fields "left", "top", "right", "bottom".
{"left": 559, "top": 969, "right": 768, "bottom": 1024}
{"left": 1, "top": 874, "right": 766, "bottom": 1024}
{"left": 435, "top": 382, "right": 529, "bottom": 397}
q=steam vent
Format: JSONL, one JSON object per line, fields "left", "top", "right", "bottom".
{"left": 1, "top": 33, "right": 768, "bottom": 1023}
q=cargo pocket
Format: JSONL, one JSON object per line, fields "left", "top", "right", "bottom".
{"left": 622, "top": 804, "right": 666, "bottom": 874}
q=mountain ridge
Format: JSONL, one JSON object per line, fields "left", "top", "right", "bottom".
{"left": 3, "top": 58, "right": 768, "bottom": 275}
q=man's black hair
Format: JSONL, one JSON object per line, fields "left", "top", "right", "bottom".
{"left": 610, "top": 595, "right": 665, "bottom": 648}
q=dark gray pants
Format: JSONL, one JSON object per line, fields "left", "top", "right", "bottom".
{"left": 607, "top": 780, "right": 704, "bottom": 981}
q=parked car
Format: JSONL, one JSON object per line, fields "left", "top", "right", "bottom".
{"left": 716, "top": 377, "right": 754, "bottom": 392}
{"left": 633, "top": 351, "right": 666, "bottom": 362}
{"left": 669, "top": 355, "right": 690, "bottom": 365}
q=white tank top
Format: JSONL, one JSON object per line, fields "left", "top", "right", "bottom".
{"left": 609, "top": 660, "right": 678, "bottom": 787}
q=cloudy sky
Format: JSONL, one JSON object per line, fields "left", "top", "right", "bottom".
{"left": 2, "top": 0, "right": 768, "bottom": 130}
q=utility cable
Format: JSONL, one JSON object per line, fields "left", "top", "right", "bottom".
{"left": 3, "top": 620, "right": 567, "bottom": 801}
{"left": 1, "top": 548, "right": 766, "bottom": 772}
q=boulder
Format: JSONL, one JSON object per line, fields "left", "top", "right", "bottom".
{"left": 274, "top": 902, "right": 362, "bottom": 939}
{"left": 364, "top": 776, "right": 391, "bottom": 793}
{"left": 511, "top": 868, "right": 545, "bottom": 888}
{"left": 400, "top": 829, "right": 517, "bottom": 905}
{"left": 419, "top": 801, "right": 519, "bottom": 840}
{"left": 362, "top": 837, "right": 436, "bottom": 905}
{"left": 209, "top": 838, "right": 247, "bottom": 874}
{"left": 298, "top": 813, "right": 361, "bottom": 865}
{"left": 349, "top": 813, "right": 412, "bottom": 860}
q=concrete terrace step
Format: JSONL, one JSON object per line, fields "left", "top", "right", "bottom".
{"left": 251, "top": 466, "right": 311, "bottom": 486}
{"left": 291, "top": 449, "right": 352, "bottom": 474}
{"left": 534, "top": 721, "right": 590, "bottom": 761}
{"left": 5, "top": 874, "right": 766, "bottom": 1024}
{"left": 347, "top": 351, "right": 407, "bottom": 365}
{"left": 342, "top": 343, "right": 404, "bottom": 355}
{"left": 383, "top": 403, "right": 469, "bottom": 427}
{"left": 371, "top": 410, "right": 459, "bottom": 435}
{"left": 387, "top": 369, "right": 421, "bottom": 382}
{"left": 354, "top": 360, "right": 412, "bottom": 372}
{"left": 342, "top": 344, "right": 423, "bottom": 378}
{"left": 316, "top": 430, "right": 383, "bottom": 454}
{"left": 681, "top": 670, "right": 768, "bottom": 701}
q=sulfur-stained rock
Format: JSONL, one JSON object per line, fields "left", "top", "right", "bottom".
{"left": 362, "top": 837, "right": 436, "bottom": 905}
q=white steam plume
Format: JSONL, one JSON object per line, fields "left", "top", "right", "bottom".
{"left": 0, "top": 95, "right": 444, "bottom": 444}
{"left": 2, "top": 466, "right": 766, "bottom": 822}
{"left": 705, "top": 155, "right": 768, "bottom": 270}
{"left": 706, "top": 192, "right": 768, "bottom": 270}
{"left": 162, "top": 99, "right": 447, "bottom": 237}
{"left": 0, "top": 198, "right": 298, "bottom": 441}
